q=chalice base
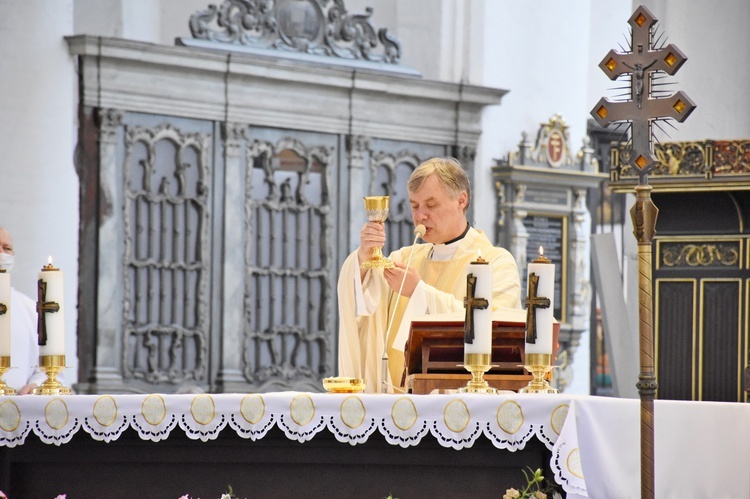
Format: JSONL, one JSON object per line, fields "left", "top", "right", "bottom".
{"left": 360, "top": 255, "right": 395, "bottom": 269}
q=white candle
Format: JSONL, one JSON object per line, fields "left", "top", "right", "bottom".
{"left": 0, "top": 270, "right": 10, "bottom": 357}
{"left": 525, "top": 246, "right": 555, "bottom": 355}
{"left": 464, "top": 250, "right": 493, "bottom": 355}
{"left": 38, "top": 257, "right": 65, "bottom": 356}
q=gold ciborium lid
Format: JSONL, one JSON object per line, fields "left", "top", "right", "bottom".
{"left": 323, "top": 377, "right": 367, "bottom": 393}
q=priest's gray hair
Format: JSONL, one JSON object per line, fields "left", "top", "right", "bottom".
{"left": 407, "top": 157, "right": 470, "bottom": 213}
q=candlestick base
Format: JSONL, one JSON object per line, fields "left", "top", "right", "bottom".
{"left": 458, "top": 353, "right": 497, "bottom": 394}
{"left": 0, "top": 357, "right": 16, "bottom": 396}
{"left": 519, "top": 353, "right": 558, "bottom": 394}
{"left": 32, "top": 355, "right": 72, "bottom": 395}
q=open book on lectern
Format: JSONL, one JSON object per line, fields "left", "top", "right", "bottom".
{"left": 402, "top": 307, "right": 530, "bottom": 378}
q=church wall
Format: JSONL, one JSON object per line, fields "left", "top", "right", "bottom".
{"left": 0, "top": 0, "right": 80, "bottom": 382}
{"left": 74, "top": 0, "right": 160, "bottom": 42}
{"left": 637, "top": 0, "right": 750, "bottom": 141}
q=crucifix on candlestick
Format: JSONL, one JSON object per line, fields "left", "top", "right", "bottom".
{"left": 37, "top": 279, "right": 60, "bottom": 346}
{"left": 590, "top": 6, "right": 695, "bottom": 499}
{"left": 463, "top": 273, "right": 488, "bottom": 344}
{"left": 524, "top": 273, "right": 550, "bottom": 344}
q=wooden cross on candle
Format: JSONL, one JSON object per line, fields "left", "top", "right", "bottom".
{"left": 463, "top": 273, "right": 489, "bottom": 344}
{"left": 36, "top": 277, "right": 60, "bottom": 346}
{"left": 525, "top": 272, "right": 550, "bottom": 344}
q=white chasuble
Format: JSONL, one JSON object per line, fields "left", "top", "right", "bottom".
{"left": 337, "top": 228, "right": 520, "bottom": 393}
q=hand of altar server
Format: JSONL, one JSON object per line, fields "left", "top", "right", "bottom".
{"left": 383, "top": 260, "right": 420, "bottom": 297}
{"left": 18, "top": 383, "right": 37, "bottom": 395}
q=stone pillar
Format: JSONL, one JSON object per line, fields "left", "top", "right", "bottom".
{"left": 92, "top": 108, "right": 126, "bottom": 389}
{"left": 346, "top": 135, "right": 371, "bottom": 253}
{"left": 215, "top": 122, "right": 247, "bottom": 391}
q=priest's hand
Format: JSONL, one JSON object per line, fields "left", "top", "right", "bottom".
{"left": 357, "top": 221, "right": 386, "bottom": 264}
{"left": 383, "top": 261, "right": 420, "bottom": 297}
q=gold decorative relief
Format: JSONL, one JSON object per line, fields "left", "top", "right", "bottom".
{"left": 661, "top": 242, "right": 740, "bottom": 268}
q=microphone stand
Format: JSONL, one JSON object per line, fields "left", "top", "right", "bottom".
{"left": 382, "top": 224, "right": 426, "bottom": 393}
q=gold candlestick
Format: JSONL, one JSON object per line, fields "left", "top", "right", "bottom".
{"left": 458, "top": 353, "right": 497, "bottom": 394}
{"left": 0, "top": 356, "right": 16, "bottom": 396}
{"left": 361, "top": 196, "right": 394, "bottom": 269}
{"left": 519, "top": 353, "right": 558, "bottom": 394}
{"left": 32, "top": 355, "right": 71, "bottom": 395}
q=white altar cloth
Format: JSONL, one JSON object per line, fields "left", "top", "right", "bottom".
{"left": 557, "top": 396, "right": 750, "bottom": 499}
{"left": 1, "top": 392, "right": 748, "bottom": 498}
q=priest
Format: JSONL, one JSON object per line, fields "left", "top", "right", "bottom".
{"left": 338, "top": 157, "right": 521, "bottom": 392}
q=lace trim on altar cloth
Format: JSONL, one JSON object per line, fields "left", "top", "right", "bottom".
{"left": 0, "top": 392, "right": 586, "bottom": 495}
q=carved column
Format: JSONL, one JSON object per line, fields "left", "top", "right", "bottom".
{"left": 558, "top": 188, "right": 593, "bottom": 390}
{"left": 346, "top": 135, "right": 371, "bottom": 251}
{"left": 93, "top": 108, "right": 126, "bottom": 389}
{"left": 454, "top": 145, "right": 477, "bottom": 221}
{"left": 215, "top": 122, "right": 248, "bottom": 391}
{"left": 509, "top": 185, "right": 529, "bottom": 285}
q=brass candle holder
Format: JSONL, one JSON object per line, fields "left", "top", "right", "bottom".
{"left": 0, "top": 356, "right": 16, "bottom": 396}
{"left": 458, "top": 353, "right": 497, "bottom": 394}
{"left": 361, "top": 196, "right": 394, "bottom": 269}
{"left": 32, "top": 355, "right": 71, "bottom": 395}
{"left": 519, "top": 353, "right": 558, "bottom": 394}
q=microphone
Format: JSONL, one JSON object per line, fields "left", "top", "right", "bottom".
{"left": 382, "top": 224, "right": 426, "bottom": 393}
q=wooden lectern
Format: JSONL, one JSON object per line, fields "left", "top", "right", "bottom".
{"left": 403, "top": 313, "right": 544, "bottom": 394}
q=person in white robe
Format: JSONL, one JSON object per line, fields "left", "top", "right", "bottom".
{"left": 0, "top": 226, "right": 45, "bottom": 394}
{"left": 338, "top": 158, "right": 521, "bottom": 393}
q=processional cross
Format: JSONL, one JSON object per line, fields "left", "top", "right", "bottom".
{"left": 36, "top": 279, "right": 60, "bottom": 346}
{"left": 592, "top": 6, "right": 696, "bottom": 185}
{"left": 524, "top": 273, "right": 550, "bottom": 344}
{"left": 463, "top": 273, "right": 488, "bottom": 344}
{"left": 590, "top": 6, "right": 695, "bottom": 499}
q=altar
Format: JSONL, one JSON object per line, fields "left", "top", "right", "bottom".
{"left": 2, "top": 392, "right": 749, "bottom": 498}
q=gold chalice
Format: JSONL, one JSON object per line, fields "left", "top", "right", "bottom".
{"left": 361, "top": 196, "right": 394, "bottom": 269}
